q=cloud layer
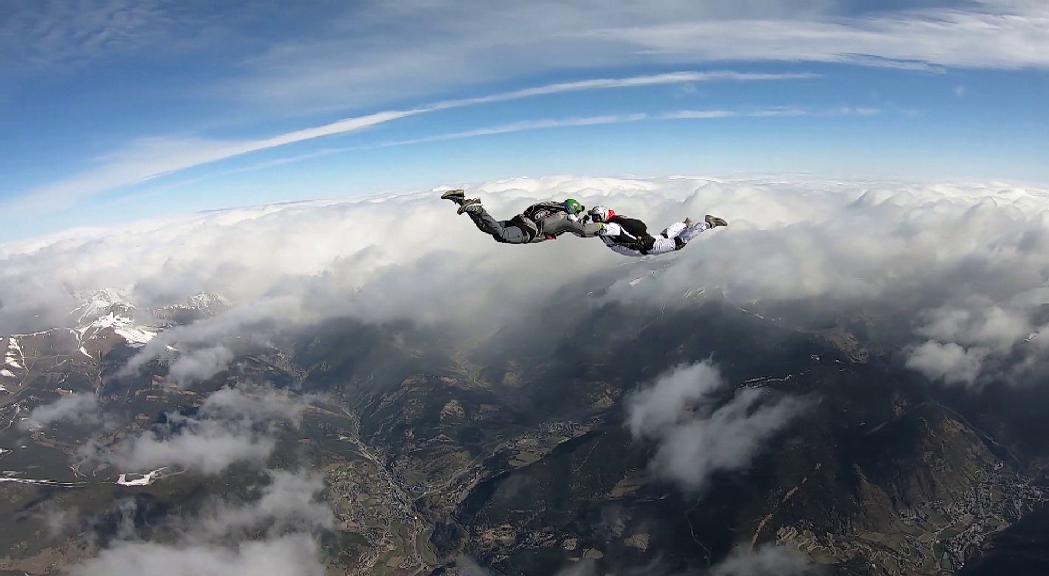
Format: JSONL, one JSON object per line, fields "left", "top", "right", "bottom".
{"left": 4, "top": 175, "right": 1049, "bottom": 391}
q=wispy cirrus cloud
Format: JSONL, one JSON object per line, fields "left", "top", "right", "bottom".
{"left": 24, "top": 1, "right": 1043, "bottom": 109}
{"left": 226, "top": 0, "right": 1049, "bottom": 111}
{"left": 425, "top": 71, "right": 819, "bottom": 111}
{"left": 361, "top": 105, "right": 880, "bottom": 148}
{"left": 141, "top": 105, "right": 880, "bottom": 188}
{"left": 1, "top": 0, "right": 170, "bottom": 68}
{"left": 4, "top": 109, "right": 423, "bottom": 215}
{"left": 590, "top": 1, "right": 1049, "bottom": 71}
{"left": 3, "top": 71, "right": 811, "bottom": 215}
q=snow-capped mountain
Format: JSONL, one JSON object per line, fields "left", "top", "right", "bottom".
{"left": 152, "top": 292, "right": 230, "bottom": 325}
{"left": 70, "top": 288, "right": 156, "bottom": 349}
{"left": 69, "top": 288, "right": 133, "bottom": 326}
{"left": 186, "top": 292, "right": 229, "bottom": 311}
{"left": 1, "top": 290, "right": 230, "bottom": 401}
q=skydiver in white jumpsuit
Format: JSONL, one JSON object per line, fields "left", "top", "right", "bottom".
{"left": 588, "top": 206, "right": 727, "bottom": 257}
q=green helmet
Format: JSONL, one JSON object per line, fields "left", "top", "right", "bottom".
{"left": 564, "top": 198, "right": 584, "bottom": 215}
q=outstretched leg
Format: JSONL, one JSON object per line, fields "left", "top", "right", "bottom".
{"left": 675, "top": 214, "right": 727, "bottom": 244}
{"left": 646, "top": 215, "right": 727, "bottom": 255}
{"left": 659, "top": 222, "right": 688, "bottom": 239}
{"left": 461, "top": 203, "right": 531, "bottom": 244}
{"left": 677, "top": 221, "right": 708, "bottom": 244}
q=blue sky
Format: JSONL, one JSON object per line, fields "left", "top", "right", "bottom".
{"left": 2, "top": 0, "right": 1047, "bottom": 242}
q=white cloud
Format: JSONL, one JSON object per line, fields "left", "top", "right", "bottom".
{"left": 74, "top": 534, "right": 324, "bottom": 576}
{"left": 627, "top": 363, "right": 722, "bottom": 438}
{"left": 711, "top": 544, "right": 818, "bottom": 576}
{"left": 200, "top": 385, "right": 306, "bottom": 426}
{"left": 905, "top": 299, "right": 1035, "bottom": 386}
{"left": 166, "top": 344, "right": 234, "bottom": 386}
{"left": 917, "top": 303, "right": 1031, "bottom": 350}
{"left": 195, "top": 470, "right": 333, "bottom": 539}
{"left": 19, "top": 393, "right": 99, "bottom": 431}
{"left": 74, "top": 468, "right": 332, "bottom": 576}
{"left": 906, "top": 341, "right": 988, "bottom": 386}
{"left": 85, "top": 385, "right": 306, "bottom": 474}
{"left": 119, "top": 296, "right": 303, "bottom": 386}
{"left": 627, "top": 361, "right": 809, "bottom": 492}
{"left": 96, "top": 417, "right": 275, "bottom": 474}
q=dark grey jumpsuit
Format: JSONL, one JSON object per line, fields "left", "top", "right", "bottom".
{"left": 466, "top": 202, "right": 604, "bottom": 243}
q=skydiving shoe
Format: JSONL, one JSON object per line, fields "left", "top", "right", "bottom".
{"left": 704, "top": 214, "right": 728, "bottom": 228}
{"left": 441, "top": 189, "right": 466, "bottom": 204}
{"left": 457, "top": 198, "right": 482, "bottom": 215}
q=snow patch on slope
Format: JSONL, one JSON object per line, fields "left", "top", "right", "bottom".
{"left": 78, "top": 311, "right": 157, "bottom": 345}
{"left": 116, "top": 467, "right": 167, "bottom": 486}
{"left": 0, "top": 475, "right": 85, "bottom": 488}
{"left": 4, "top": 337, "right": 24, "bottom": 371}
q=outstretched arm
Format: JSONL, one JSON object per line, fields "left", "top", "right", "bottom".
{"left": 544, "top": 213, "right": 606, "bottom": 238}
{"left": 572, "top": 220, "right": 606, "bottom": 238}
